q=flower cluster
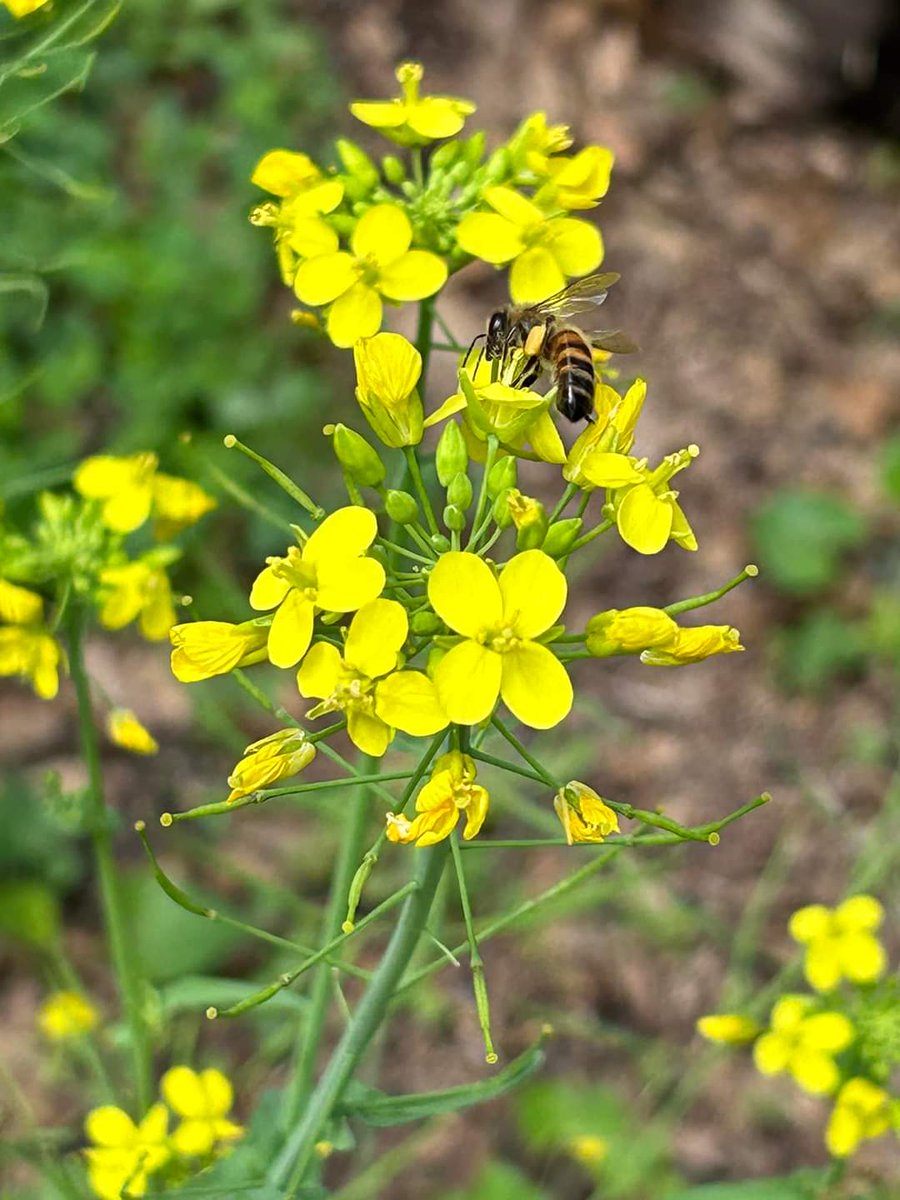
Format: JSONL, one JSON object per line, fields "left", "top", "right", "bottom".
{"left": 83, "top": 1066, "right": 242, "bottom": 1199}
{"left": 698, "top": 896, "right": 900, "bottom": 1159}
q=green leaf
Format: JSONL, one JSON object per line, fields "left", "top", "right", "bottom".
{"left": 750, "top": 489, "right": 867, "bottom": 597}
{"left": 339, "top": 1035, "right": 546, "bottom": 1127}
{"left": 442, "top": 1161, "right": 549, "bottom": 1200}
{"left": 668, "top": 1174, "right": 818, "bottom": 1200}
{"left": 0, "top": 47, "right": 95, "bottom": 137}
{"left": 0, "top": 879, "right": 60, "bottom": 949}
{"left": 775, "top": 608, "right": 867, "bottom": 691}
{"left": 0, "top": 271, "right": 48, "bottom": 330}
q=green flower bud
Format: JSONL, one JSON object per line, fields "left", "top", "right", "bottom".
{"left": 462, "top": 131, "right": 486, "bottom": 168}
{"left": 431, "top": 533, "right": 452, "bottom": 553}
{"left": 542, "top": 517, "right": 583, "bottom": 557}
{"left": 431, "top": 142, "right": 459, "bottom": 170}
{"left": 335, "top": 138, "right": 379, "bottom": 189}
{"left": 508, "top": 490, "right": 548, "bottom": 550}
{"left": 368, "top": 543, "right": 389, "bottom": 569}
{"left": 492, "top": 487, "right": 513, "bottom": 528}
{"left": 443, "top": 504, "right": 466, "bottom": 532}
{"left": 385, "top": 489, "right": 419, "bottom": 525}
{"left": 436, "top": 419, "right": 468, "bottom": 485}
{"left": 411, "top": 610, "right": 442, "bottom": 635}
{"left": 447, "top": 471, "right": 473, "bottom": 510}
{"left": 328, "top": 423, "right": 385, "bottom": 487}
{"left": 483, "top": 146, "right": 510, "bottom": 184}
{"left": 487, "top": 455, "right": 517, "bottom": 498}
{"left": 382, "top": 155, "right": 406, "bottom": 185}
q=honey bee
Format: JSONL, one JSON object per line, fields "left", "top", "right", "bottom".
{"left": 474, "top": 271, "right": 638, "bottom": 423}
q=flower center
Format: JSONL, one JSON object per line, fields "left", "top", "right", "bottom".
{"left": 482, "top": 624, "right": 521, "bottom": 654}
{"left": 356, "top": 255, "right": 382, "bottom": 287}
{"left": 334, "top": 670, "right": 375, "bottom": 713}
{"left": 272, "top": 547, "right": 318, "bottom": 596}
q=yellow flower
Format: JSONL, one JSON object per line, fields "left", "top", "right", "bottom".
{"left": 37, "top": 991, "right": 98, "bottom": 1040}
{"left": 250, "top": 149, "right": 344, "bottom": 214}
{"left": 99, "top": 558, "right": 176, "bottom": 641}
{"left": 161, "top": 1066, "right": 243, "bottom": 1157}
{"left": 386, "top": 751, "right": 489, "bottom": 846}
{"left": 0, "top": 578, "right": 43, "bottom": 624}
{"left": 428, "top": 549, "right": 572, "bottom": 729}
{"left": 353, "top": 333, "right": 424, "bottom": 448}
{"left": 826, "top": 1077, "right": 893, "bottom": 1158}
{"left": 696, "top": 1014, "right": 761, "bottom": 1045}
{"left": 586, "top": 606, "right": 679, "bottom": 657}
{"left": 534, "top": 145, "right": 615, "bottom": 211}
{"left": 84, "top": 1103, "right": 169, "bottom": 1200}
{"left": 151, "top": 474, "right": 216, "bottom": 540}
{"left": 789, "top": 896, "right": 887, "bottom": 993}
{"left": 554, "top": 782, "right": 619, "bottom": 844}
{"left": 297, "top": 599, "right": 447, "bottom": 758}
{"left": 293, "top": 204, "right": 447, "bottom": 348}
{"left": 227, "top": 728, "right": 316, "bottom": 802}
{"left": 0, "top": 625, "right": 61, "bottom": 698}
{"left": 249, "top": 507, "right": 385, "bottom": 669}
{"left": 563, "top": 379, "right": 648, "bottom": 487}
{"left": 640, "top": 625, "right": 744, "bottom": 667}
{"left": 2, "top": 0, "right": 50, "bottom": 16}
{"left": 74, "top": 452, "right": 159, "bottom": 534}
{"left": 753, "top": 996, "right": 854, "bottom": 1095}
{"left": 508, "top": 112, "right": 573, "bottom": 177}
{"left": 456, "top": 186, "right": 602, "bottom": 304}
{"left": 169, "top": 620, "right": 269, "bottom": 683}
{"left": 567, "top": 1134, "right": 608, "bottom": 1167}
{"left": 609, "top": 447, "right": 699, "bottom": 556}
{"left": 350, "top": 61, "right": 475, "bottom": 146}
{"left": 107, "top": 709, "right": 158, "bottom": 755}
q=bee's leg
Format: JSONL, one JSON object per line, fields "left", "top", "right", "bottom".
{"left": 512, "top": 355, "right": 542, "bottom": 389}
{"left": 463, "top": 333, "right": 486, "bottom": 371}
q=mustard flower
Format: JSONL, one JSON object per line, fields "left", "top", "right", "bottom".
{"left": 696, "top": 1014, "right": 762, "bottom": 1045}
{"left": 586, "top": 607, "right": 679, "bottom": 657}
{"left": 563, "top": 379, "right": 648, "bottom": 487}
{"left": 353, "top": 333, "right": 424, "bottom": 448}
{"left": 150, "top": 474, "right": 216, "bottom": 541}
{"left": 297, "top": 599, "right": 447, "bottom": 758}
{"left": 386, "top": 751, "right": 489, "bottom": 846}
{"left": 75, "top": 452, "right": 159, "bottom": 534}
{"left": 567, "top": 1135, "right": 608, "bottom": 1167}
{"left": 753, "top": 996, "right": 854, "bottom": 1095}
{"left": 293, "top": 204, "right": 447, "bottom": 348}
{"left": 0, "top": 578, "right": 43, "bottom": 624}
{"left": 456, "top": 186, "right": 603, "bottom": 304}
{"left": 107, "top": 709, "right": 158, "bottom": 756}
{"left": 160, "top": 1066, "right": 243, "bottom": 1157}
{"left": 534, "top": 145, "right": 615, "bottom": 211}
{"left": 98, "top": 557, "right": 176, "bottom": 642}
{"left": 37, "top": 991, "right": 98, "bottom": 1040}
{"left": 250, "top": 149, "right": 344, "bottom": 215}
{"left": 607, "top": 447, "right": 700, "bottom": 556}
{"left": 2, "top": 0, "right": 50, "bottom": 16}
{"left": 428, "top": 549, "right": 572, "bottom": 729}
{"left": 169, "top": 619, "right": 269, "bottom": 683}
{"left": 83, "top": 1103, "right": 169, "bottom": 1200}
{"left": 789, "top": 896, "right": 887, "bottom": 993}
{"left": 554, "top": 782, "right": 619, "bottom": 844}
{"left": 507, "top": 112, "right": 573, "bottom": 178}
{"left": 227, "top": 728, "right": 316, "bottom": 802}
{"left": 0, "top": 624, "right": 61, "bottom": 698}
{"left": 640, "top": 625, "right": 744, "bottom": 667}
{"left": 826, "top": 1077, "right": 893, "bottom": 1158}
{"left": 350, "top": 61, "right": 475, "bottom": 146}
{"left": 249, "top": 507, "right": 385, "bottom": 668}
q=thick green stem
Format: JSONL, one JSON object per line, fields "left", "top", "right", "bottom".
{"left": 65, "top": 606, "right": 152, "bottom": 1115}
{"left": 270, "top": 843, "right": 448, "bottom": 1193}
{"left": 403, "top": 446, "right": 439, "bottom": 537}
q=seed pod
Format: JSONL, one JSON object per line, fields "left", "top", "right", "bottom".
{"left": 436, "top": 420, "right": 468, "bottom": 485}
{"left": 385, "top": 490, "right": 419, "bottom": 525}
{"left": 447, "top": 471, "right": 473, "bottom": 510}
{"left": 542, "top": 517, "right": 583, "bottom": 557}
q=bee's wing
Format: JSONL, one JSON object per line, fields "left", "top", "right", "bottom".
{"left": 531, "top": 272, "right": 621, "bottom": 320}
{"left": 590, "top": 329, "right": 639, "bottom": 354}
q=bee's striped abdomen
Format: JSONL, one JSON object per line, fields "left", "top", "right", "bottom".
{"left": 547, "top": 328, "right": 595, "bottom": 422}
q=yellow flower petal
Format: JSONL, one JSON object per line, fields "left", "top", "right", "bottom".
{"left": 354, "top": 333, "right": 422, "bottom": 407}
{"left": 169, "top": 620, "right": 268, "bottom": 683}
{"left": 510, "top": 246, "right": 566, "bottom": 304}
{"left": 161, "top": 1067, "right": 207, "bottom": 1118}
{"left": 296, "top": 641, "right": 343, "bottom": 699}
{"left": 461, "top": 785, "right": 489, "bottom": 839}
{"left": 344, "top": 599, "right": 407, "bottom": 678}
{"left": 580, "top": 451, "right": 644, "bottom": 489}
{"left": 499, "top": 549, "right": 567, "bottom": 638}
{"left": 428, "top": 551, "right": 502, "bottom": 637}
{"left": 267, "top": 590, "right": 315, "bottom": 668}
{"left": 289, "top": 217, "right": 340, "bottom": 258}
{"left": 327, "top": 282, "right": 383, "bottom": 347}
{"left": 249, "top": 563, "right": 291, "bottom": 611}
{"left": 456, "top": 213, "right": 523, "bottom": 264}
{"left": 788, "top": 904, "right": 831, "bottom": 944}
{"left": 294, "top": 252, "right": 358, "bottom": 306}
{"left": 406, "top": 96, "right": 474, "bottom": 139}
{"left": 378, "top": 250, "right": 448, "bottom": 301}
{"left": 198, "top": 1069, "right": 233, "bottom": 1118}
{"left": 305, "top": 506, "right": 378, "bottom": 564}
{"left": 434, "top": 640, "right": 502, "bottom": 725}
{"left": 696, "top": 1014, "right": 760, "bottom": 1045}
{"left": 840, "top": 932, "right": 886, "bottom": 984}
{"left": 351, "top": 204, "right": 411, "bottom": 264}
{"left": 0, "top": 579, "right": 43, "bottom": 624}
{"left": 74, "top": 453, "right": 156, "bottom": 501}
{"left": 790, "top": 1049, "right": 839, "bottom": 1095}
{"left": 753, "top": 1032, "right": 790, "bottom": 1076}
{"left": 617, "top": 484, "right": 673, "bottom": 554}
{"left": 171, "top": 1118, "right": 216, "bottom": 1157}
{"left": 805, "top": 941, "right": 843, "bottom": 993}
{"left": 152, "top": 474, "right": 216, "bottom": 538}
{"left": 770, "top": 995, "right": 812, "bottom": 1030}
{"left": 315, "top": 556, "right": 386, "bottom": 614}
{"left": 485, "top": 186, "right": 544, "bottom": 227}
{"left": 349, "top": 100, "right": 407, "bottom": 129}
{"left": 107, "top": 709, "right": 158, "bottom": 755}
{"left": 347, "top": 709, "right": 393, "bottom": 756}
{"left": 500, "top": 642, "right": 573, "bottom": 729}
{"left": 835, "top": 895, "right": 884, "bottom": 932}
{"left": 524, "top": 410, "right": 567, "bottom": 464}
{"left": 85, "top": 1106, "right": 138, "bottom": 1147}
{"left": 826, "top": 1105, "right": 863, "bottom": 1158}
{"left": 375, "top": 670, "right": 448, "bottom": 736}
{"left": 802, "top": 1012, "right": 854, "bottom": 1053}
{"left": 102, "top": 484, "right": 155, "bottom": 535}
{"left": 544, "top": 217, "right": 603, "bottom": 275}
{"left": 140, "top": 572, "right": 175, "bottom": 641}
{"left": 251, "top": 149, "right": 318, "bottom": 196}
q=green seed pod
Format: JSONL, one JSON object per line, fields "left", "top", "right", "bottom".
{"left": 411, "top": 610, "right": 442, "bottom": 635}
{"left": 431, "top": 533, "right": 452, "bottom": 553}
{"left": 492, "top": 487, "right": 514, "bottom": 528}
{"left": 443, "top": 504, "right": 466, "bottom": 533}
{"left": 447, "top": 471, "right": 473, "bottom": 510}
{"left": 329, "top": 423, "right": 385, "bottom": 487}
{"left": 385, "top": 489, "right": 419, "bottom": 525}
{"left": 542, "top": 517, "right": 583, "bottom": 557}
{"left": 381, "top": 155, "right": 406, "bottom": 185}
{"left": 487, "top": 455, "right": 517, "bottom": 498}
{"left": 335, "top": 139, "right": 379, "bottom": 189}
{"left": 435, "top": 419, "right": 468, "bottom": 486}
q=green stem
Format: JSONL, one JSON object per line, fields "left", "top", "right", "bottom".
{"left": 566, "top": 517, "right": 614, "bottom": 554}
{"left": 160, "top": 771, "right": 415, "bottom": 823}
{"left": 466, "top": 435, "right": 499, "bottom": 550}
{"left": 403, "top": 446, "right": 439, "bottom": 537}
{"left": 415, "top": 295, "right": 436, "bottom": 395}
{"left": 270, "top": 843, "right": 448, "bottom": 1193}
{"left": 450, "top": 833, "right": 496, "bottom": 1062}
{"left": 490, "top": 717, "right": 558, "bottom": 787}
{"left": 549, "top": 482, "right": 579, "bottom": 523}
{"left": 65, "top": 606, "right": 152, "bottom": 1116}
{"left": 223, "top": 435, "right": 324, "bottom": 520}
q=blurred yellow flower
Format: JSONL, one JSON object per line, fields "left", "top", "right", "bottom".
{"left": 169, "top": 620, "right": 269, "bottom": 682}
{"left": 107, "top": 709, "right": 158, "bottom": 755}
{"left": 293, "top": 204, "right": 446, "bottom": 348}
{"left": 789, "top": 896, "right": 886, "bottom": 993}
{"left": 227, "top": 728, "right": 316, "bottom": 802}
{"left": 428, "top": 549, "right": 572, "bottom": 729}
{"left": 249, "top": 507, "right": 385, "bottom": 668}
{"left": 826, "top": 1077, "right": 893, "bottom": 1158}
{"left": 753, "top": 996, "right": 853, "bottom": 1095}
{"left": 386, "top": 750, "right": 488, "bottom": 846}
{"left": 0, "top": 579, "right": 43, "bottom": 624}
{"left": 75, "top": 453, "right": 159, "bottom": 534}
{"left": 350, "top": 61, "right": 475, "bottom": 146}
{"left": 696, "top": 1013, "right": 761, "bottom": 1045}
{"left": 0, "top": 625, "right": 61, "bottom": 699}
{"left": 2, "top": 0, "right": 50, "bottom": 16}
{"left": 554, "top": 782, "right": 619, "bottom": 844}
{"left": 38, "top": 991, "right": 98, "bottom": 1040}
{"left": 251, "top": 149, "right": 344, "bottom": 215}
{"left": 99, "top": 558, "right": 176, "bottom": 641}
{"left": 298, "top": 599, "right": 447, "bottom": 758}
{"left": 640, "top": 625, "right": 744, "bottom": 667}
{"left": 353, "top": 333, "right": 424, "bottom": 448}
{"left": 84, "top": 1103, "right": 169, "bottom": 1200}
{"left": 151, "top": 475, "right": 216, "bottom": 541}
{"left": 567, "top": 1134, "right": 608, "bottom": 1167}
{"left": 161, "top": 1066, "right": 243, "bottom": 1157}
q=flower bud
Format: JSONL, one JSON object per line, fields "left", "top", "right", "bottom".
{"left": 586, "top": 606, "right": 678, "bottom": 657}
{"left": 430, "top": 141, "right": 459, "bottom": 170}
{"left": 354, "top": 333, "right": 424, "bottom": 448}
{"left": 411, "top": 610, "right": 442, "bottom": 635}
{"left": 491, "top": 487, "right": 513, "bottom": 528}
{"left": 696, "top": 1014, "right": 761, "bottom": 1045}
{"left": 443, "top": 504, "right": 466, "bottom": 532}
{"left": 508, "top": 489, "right": 548, "bottom": 550}
{"left": 328, "top": 423, "right": 385, "bottom": 487}
{"left": 483, "top": 146, "right": 510, "bottom": 183}
{"left": 385, "top": 489, "right": 419, "bottom": 525}
{"left": 431, "top": 532, "right": 451, "bottom": 553}
{"left": 542, "top": 517, "right": 582, "bottom": 557}
{"left": 447, "top": 471, "right": 473, "bottom": 510}
{"left": 640, "top": 624, "right": 744, "bottom": 666}
{"left": 487, "top": 455, "right": 517, "bottom": 497}
{"left": 435, "top": 419, "right": 468, "bottom": 485}
{"left": 381, "top": 155, "right": 406, "bottom": 184}
{"left": 554, "top": 782, "right": 619, "bottom": 845}
{"left": 335, "top": 138, "right": 379, "bottom": 189}
{"left": 462, "top": 131, "right": 486, "bottom": 168}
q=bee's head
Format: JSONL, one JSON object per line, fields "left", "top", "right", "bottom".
{"left": 485, "top": 310, "right": 509, "bottom": 360}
